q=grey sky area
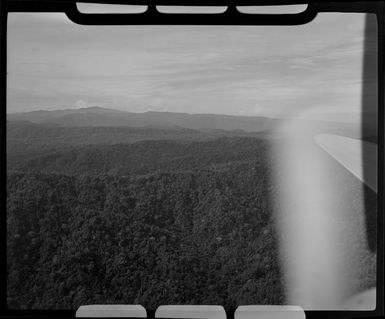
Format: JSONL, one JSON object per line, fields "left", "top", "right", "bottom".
{"left": 7, "top": 12, "right": 374, "bottom": 122}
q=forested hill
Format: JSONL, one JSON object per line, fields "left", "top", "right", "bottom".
{"left": 7, "top": 126, "right": 284, "bottom": 310}
{"left": 7, "top": 120, "right": 210, "bottom": 144}
{"left": 7, "top": 159, "right": 283, "bottom": 309}
{"left": 8, "top": 137, "right": 269, "bottom": 176}
{"left": 7, "top": 120, "right": 375, "bottom": 310}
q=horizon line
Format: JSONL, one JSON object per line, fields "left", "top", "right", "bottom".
{"left": 6, "top": 105, "right": 367, "bottom": 123}
{"left": 7, "top": 105, "right": 277, "bottom": 119}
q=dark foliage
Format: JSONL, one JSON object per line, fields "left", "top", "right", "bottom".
{"left": 7, "top": 136, "right": 284, "bottom": 310}
{"left": 8, "top": 137, "right": 269, "bottom": 176}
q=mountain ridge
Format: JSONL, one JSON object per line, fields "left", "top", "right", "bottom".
{"left": 7, "top": 106, "right": 364, "bottom": 137}
{"left": 7, "top": 107, "right": 276, "bottom": 132}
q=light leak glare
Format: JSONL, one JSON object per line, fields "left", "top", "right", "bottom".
{"left": 271, "top": 120, "right": 370, "bottom": 309}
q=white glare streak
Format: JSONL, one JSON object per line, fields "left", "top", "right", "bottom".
{"left": 271, "top": 121, "right": 363, "bottom": 309}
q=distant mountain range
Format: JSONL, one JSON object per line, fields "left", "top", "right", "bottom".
{"left": 7, "top": 106, "right": 367, "bottom": 138}
{"left": 7, "top": 120, "right": 255, "bottom": 146}
{"left": 7, "top": 106, "right": 278, "bottom": 132}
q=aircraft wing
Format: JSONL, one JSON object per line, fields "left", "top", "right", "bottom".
{"left": 314, "top": 133, "right": 377, "bottom": 310}
{"left": 314, "top": 134, "right": 377, "bottom": 193}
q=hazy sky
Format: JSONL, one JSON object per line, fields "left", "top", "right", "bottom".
{"left": 7, "top": 11, "right": 375, "bottom": 121}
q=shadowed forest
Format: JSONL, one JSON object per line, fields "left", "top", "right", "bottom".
{"left": 7, "top": 119, "right": 285, "bottom": 310}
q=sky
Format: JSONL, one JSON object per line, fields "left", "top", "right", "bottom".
{"left": 6, "top": 10, "right": 377, "bottom": 122}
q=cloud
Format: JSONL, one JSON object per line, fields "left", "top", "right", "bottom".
{"left": 6, "top": 11, "right": 371, "bottom": 122}
{"left": 74, "top": 99, "right": 88, "bottom": 109}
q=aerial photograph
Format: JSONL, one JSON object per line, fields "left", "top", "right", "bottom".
{"left": 6, "top": 10, "right": 377, "bottom": 311}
